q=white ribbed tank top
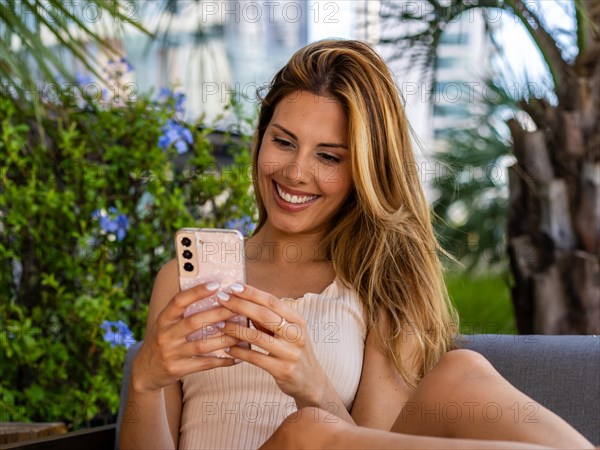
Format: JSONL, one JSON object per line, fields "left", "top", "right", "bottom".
{"left": 179, "top": 277, "right": 367, "bottom": 449}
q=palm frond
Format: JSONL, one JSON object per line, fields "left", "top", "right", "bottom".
{"left": 0, "top": 0, "right": 151, "bottom": 112}
{"left": 379, "top": 0, "right": 574, "bottom": 99}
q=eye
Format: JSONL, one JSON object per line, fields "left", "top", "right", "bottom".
{"left": 272, "top": 138, "right": 294, "bottom": 149}
{"left": 317, "top": 152, "right": 341, "bottom": 164}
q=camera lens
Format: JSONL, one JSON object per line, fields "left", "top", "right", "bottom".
{"left": 184, "top": 262, "right": 194, "bottom": 272}
{"left": 182, "top": 250, "right": 192, "bottom": 259}
{"left": 181, "top": 237, "right": 191, "bottom": 247}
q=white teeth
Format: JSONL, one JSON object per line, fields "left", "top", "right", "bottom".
{"left": 276, "top": 183, "right": 317, "bottom": 204}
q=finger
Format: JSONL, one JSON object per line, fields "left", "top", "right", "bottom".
{"left": 171, "top": 354, "right": 236, "bottom": 376}
{"left": 228, "top": 284, "right": 298, "bottom": 319}
{"left": 181, "top": 332, "right": 241, "bottom": 358}
{"left": 174, "top": 306, "right": 238, "bottom": 340}
{"left": 164, "top": 281, "right": 221, "bottom": 321}
{"left": 221, "top": 322, "right": 295, "bottom": 358}
{"left": 218, "top": 285, "right": 302, "bottom": 334}
{"left": 225, "top": 344, "right": 284, "bottom": 373}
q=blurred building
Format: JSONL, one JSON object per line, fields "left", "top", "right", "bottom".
{"left": 429, "top": 14, "right": 490, "bottom": 146}
{"left": 118, "top": 1, "right": 380, "bottom": 125}
{"left": 55, "top": 0, "right": 490, "bottom": 157}
{"left": 378, "top": 0, "right": 490, "bottom": 151}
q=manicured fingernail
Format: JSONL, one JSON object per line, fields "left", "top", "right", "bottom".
{"left": 206, "top": 281, "right": 220, "bottom": 291}
{"left": 223, "top": 346, "right": 231, "bottom": 352}
{"left": 234, "top": 358, "right": 243, "bottom": 364}
{"left": 215, "top": 321, "right": 225, "bottom": 329}
{"left": 230, "top": 283, "right": 244, "bottom": 293}
{"left": 216, "top": 291, "right": 230, "bottom": 301}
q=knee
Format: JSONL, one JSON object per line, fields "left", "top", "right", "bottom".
{"left": 281, "top": 407, "right": 322, "bottom": 428}
{"left": 270, "top": 407, "right": 344, "bottom": 448}
{"left": 434, "top": 349, "right": 498, "bottom": 383}
{"left": 282, "top": 406, "right": 343, "bottom": 428}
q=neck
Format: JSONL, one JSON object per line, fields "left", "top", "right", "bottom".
{"left": 245, "top": 222, "right": 329, "bottom": 266}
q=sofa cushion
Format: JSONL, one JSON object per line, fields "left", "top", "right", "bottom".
{"left": 460, "top": 334, "right": 599, "bottom": 444}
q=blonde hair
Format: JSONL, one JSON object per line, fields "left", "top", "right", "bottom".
{"left": 251, "top": 39, "right": 459, "bottom": 387}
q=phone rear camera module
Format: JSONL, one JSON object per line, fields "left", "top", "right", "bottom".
{"left": 182, "top": 250, "right": 193, "bottom": 259}
{"left": 181, "top": 237, "right": 192, "bottom": 247}
{"left": 183, "top": 262, "right": 194, "bottom": 272}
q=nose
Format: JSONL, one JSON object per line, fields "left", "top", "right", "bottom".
{"left": 281, "top": 149, "right": 315, "bottom": 185}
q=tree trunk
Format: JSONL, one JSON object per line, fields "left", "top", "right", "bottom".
{"left": 507, "top": 6, "right": 600, "bottom": 333}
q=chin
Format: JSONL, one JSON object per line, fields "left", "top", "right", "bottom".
{"left": 269, "top": 217, "right": 308, "bottom": 234}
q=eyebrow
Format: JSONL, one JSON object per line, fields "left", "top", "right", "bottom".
{"left": 272, "top": 123, "right": 348, "bottom": 149}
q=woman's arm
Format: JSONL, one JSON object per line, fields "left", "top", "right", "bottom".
{"left": 119, "top": 259, "right": 240, "bottom": 449}
{"left": 119, "top": 260, "right": 183, "bottom": 449}
{"left": 351, "top": 328, "right": 418, "bottom": 430}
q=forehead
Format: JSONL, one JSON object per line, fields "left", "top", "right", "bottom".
{"left": 270, "top": 91, "right": 347, "bottom": 138}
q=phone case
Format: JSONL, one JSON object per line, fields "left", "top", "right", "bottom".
{"left": 175, "top": 228, "right": 249, "bottom": 358}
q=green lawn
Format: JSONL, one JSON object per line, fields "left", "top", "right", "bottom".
{"left": 445, "top": 272, "right": 517, "bottom": 334}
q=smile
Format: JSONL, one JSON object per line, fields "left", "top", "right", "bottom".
{"left": 276, "top": 183, "right": 318, "bottom": 204}
{"left": 272, "top": 180, "right": 320, "bottom": 209}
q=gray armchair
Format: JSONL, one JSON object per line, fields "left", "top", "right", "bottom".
{"left": 115, "top": 335, "right": 600, "bottom": 448}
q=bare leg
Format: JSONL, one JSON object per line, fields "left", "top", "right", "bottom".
{"left": 392, "top": 349, "right": 593, "bottom": 449}
{"left": 260, "top": 407, "right": 559, "bottom": 450}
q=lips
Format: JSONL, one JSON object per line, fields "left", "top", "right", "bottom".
{"left": 275, "top": 182, "right": 318, "bottom": 204}
{"left": 271, "top": 180, "right": 320, "bottom": 210}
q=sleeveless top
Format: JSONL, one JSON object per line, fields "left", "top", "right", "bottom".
{"left": 179, "top": 277, "right": 367, "bottom": 449}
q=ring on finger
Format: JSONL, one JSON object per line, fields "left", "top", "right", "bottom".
{"left": 276, "top": 317, "right": 287, "bottom": 333}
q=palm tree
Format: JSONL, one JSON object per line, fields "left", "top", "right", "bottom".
{"left": 0, "top": 0, "right": 148, "bottom": 111}
{"left": 380, "top": 0, "right": 599, "bottom": 334}
{"left": 431, "top": 81, "right": 514, "bottom": 273}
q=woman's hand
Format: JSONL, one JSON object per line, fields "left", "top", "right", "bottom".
{"left": 216, "top": 284, "right": 328, "bottom": 405}
{"left": 131, "top": 282, "right": 241, "bottom": 393}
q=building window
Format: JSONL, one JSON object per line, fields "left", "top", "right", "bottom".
{"left": 437, "top": 56, "right": 464, "bottom": 69}
{"left": 434, "top": 128, "right": 454, "bottom": 140}
{"left": 433, "top": 81, "right": 471, "bottom": 103}
{"left": 433, "top": 103, "right": 470, "bottom": 118}
{"left": 439, "top": 32, "right": 469, "bottom": 45}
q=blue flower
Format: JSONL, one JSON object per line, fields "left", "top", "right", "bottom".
{"left": 119, "top": 56, "right": 134, "bottom": 72}
{"left": 173, "top": 92, "right": 186, "bottom": 114}
{"left": 75, "top": 73, "right": 93, "bottom": 86}
{"left": 158, "top": 119, "right": 193, "bottom": 154}
{"left": 104, "top": 56, "right": 134, "bottom": 80}
{"left": 225, "top": 215, "right": 256, "bottom": 236}
{"left": 92, "top": 207, "right": 130, "bottom": 242}
{"left": 157, "top": 87, "right": 172, "bottom": 100}
{"left": 155, "top": 87, "right": 186, "bottom": 115}
{"left": 101, "top": 320, "right": 136, "bottom": 349}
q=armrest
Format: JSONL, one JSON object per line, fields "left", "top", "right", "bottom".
{"left": 460, "top": 334, "right": 600, "bottom": 445}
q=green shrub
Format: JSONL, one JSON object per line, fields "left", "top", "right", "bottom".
{"left": 0, "top": 87, "right": 255, "bottom": 429}
{"left": 446, "top": 271, "right": 517, "bottom": 335}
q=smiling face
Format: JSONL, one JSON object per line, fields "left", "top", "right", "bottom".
{"left": 256, "top": 90, "right": 353, "bottom": 237}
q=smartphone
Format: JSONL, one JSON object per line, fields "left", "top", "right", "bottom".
{"left": 175, "top": 228, "right": 249, "bottom": 358}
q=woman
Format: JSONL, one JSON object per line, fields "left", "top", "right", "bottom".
{"left": 120, "top": 39, "right": 593, "bottom": 449}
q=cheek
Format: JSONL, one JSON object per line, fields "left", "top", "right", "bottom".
{"left": 257, "top": 145, "right": 281, "bottom": 177}
{"left": 318, "top": 164, "right": 352, "bottom": 197}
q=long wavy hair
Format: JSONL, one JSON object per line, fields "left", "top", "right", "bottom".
{"left": 250, "top": 39, "right": 459, "bottom": 387}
